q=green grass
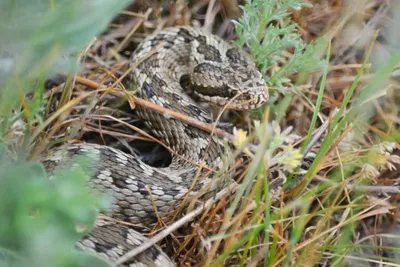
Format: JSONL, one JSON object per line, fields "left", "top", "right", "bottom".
{"left": 1, "top": 0, "right": 399, "bottom": 267}
{"left": 202, "top": 1, "right": 400, "bottom": 266}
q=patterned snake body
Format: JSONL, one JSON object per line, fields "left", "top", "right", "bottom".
{"left": 43, "top": 27, "right": 268, "bottom": 266}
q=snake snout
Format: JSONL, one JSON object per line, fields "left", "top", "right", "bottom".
{"left": 226, "top": 85, "right": 269, "bottom": 110}
{"left": 227, "top": 70, "right": 268, "bottom": 110}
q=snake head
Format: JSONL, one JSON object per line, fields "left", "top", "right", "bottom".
{"left": 187, "top": 48, "right": 268, "bottom": 110}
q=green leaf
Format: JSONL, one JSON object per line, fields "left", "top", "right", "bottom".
{"left": 0, "top": 246, "right": 26, "bottom": 267}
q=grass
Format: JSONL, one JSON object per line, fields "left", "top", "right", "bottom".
{"left": 1, "top": 0, "right": 400, "bottom": 267}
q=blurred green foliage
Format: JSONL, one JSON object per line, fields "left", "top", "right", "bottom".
{"left": 0, "top": 144, "right": 112, "bottom": 267}
{"left": 0, "top": 1, "right": 129, "bottom": 266}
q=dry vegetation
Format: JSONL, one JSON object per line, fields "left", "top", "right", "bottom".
{"left": 3, "top": 0, "right": 400, "bottom": 266}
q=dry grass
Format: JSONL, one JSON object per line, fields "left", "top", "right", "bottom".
{"left": 35, "top": 0, "right": 400, "bottom": 266}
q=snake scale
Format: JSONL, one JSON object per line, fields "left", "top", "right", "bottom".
{"left": 42, "top": 26, "right": 268, "bottom": 266}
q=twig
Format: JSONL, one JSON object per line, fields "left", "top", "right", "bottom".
{"left": 115, "top": 182, "right": 238, "bottom": 265}
{"left": 203, "top": 0, "right": 219, "bottom": 32}
{"left": 113, "top": 8, "right": 152, "bottom": 56}
{"left": 59, "top": 74, "right": 233, "bottom": 140}
{"left": 346, "top": 184, "right": 400, "bottom": 194}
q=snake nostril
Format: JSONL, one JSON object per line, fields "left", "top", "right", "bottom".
{"left": 229, "top": 89, "right": 237, "bottom": 98}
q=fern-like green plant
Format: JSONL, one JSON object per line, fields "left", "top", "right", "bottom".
{"left": 233, "top": 0, "right": 322, "bottom": 87}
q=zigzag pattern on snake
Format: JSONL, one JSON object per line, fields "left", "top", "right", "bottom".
{"left": 42, "top": 26, "right": 268, "bottom": 266}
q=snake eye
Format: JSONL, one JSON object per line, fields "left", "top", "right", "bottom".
{"left": 179, "top": 74, "right": 193, "bottom": 94}
{"left": 179, "top": 74, "right": 190, "bottom": 88}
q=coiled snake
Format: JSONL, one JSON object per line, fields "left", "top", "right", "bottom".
{"left": 42, "top": 26, "right": 268, "bottom": 266}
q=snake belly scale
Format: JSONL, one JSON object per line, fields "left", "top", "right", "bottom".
{"left": 42, "top": 26, "right": 268, "bottom": 266}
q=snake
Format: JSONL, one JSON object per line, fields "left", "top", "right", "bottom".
{"left": 42, "top": 26, "right": 268, "bottom": 266}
